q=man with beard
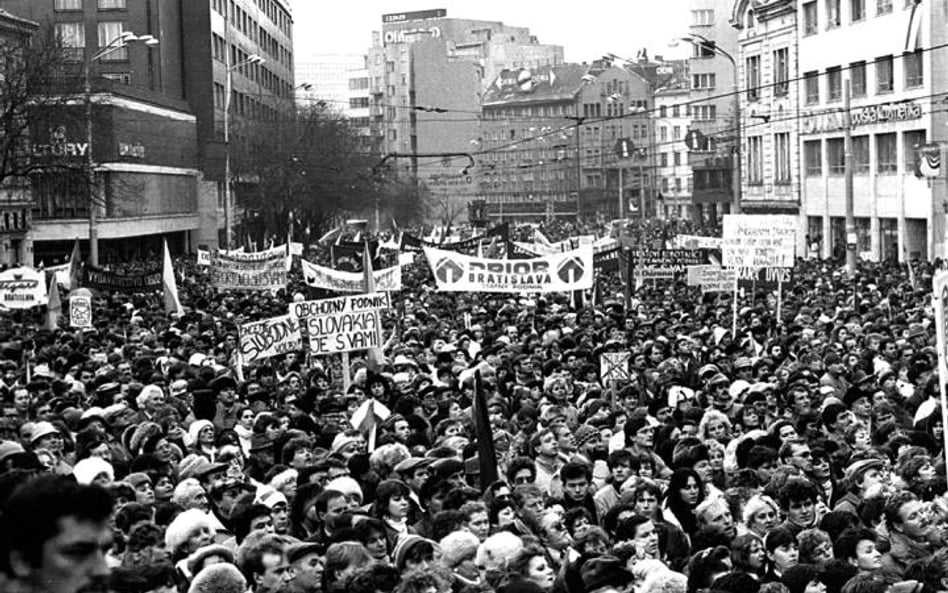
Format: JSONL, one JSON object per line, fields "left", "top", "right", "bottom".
{"left": 0, "top": 475, "right": 114, "bottom": 593}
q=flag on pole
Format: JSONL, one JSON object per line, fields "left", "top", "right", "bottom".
{"left": 350, "top": 397, "right": 391, "bottom": 452}
{"left": 68, "top": 238, "right": 82, "bottom": 290}
{"left": 44, "top": 278, "right": 62, "bottom": 331}
{"left": 162, "top": 239, "right": 184, "bottom": 316}
{"left": 472, "top": 370, "right": 499, "bottom": 487}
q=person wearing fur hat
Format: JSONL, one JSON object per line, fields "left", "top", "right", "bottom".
{"left": 187, "top": 563, "right": 247, "bottom": 593}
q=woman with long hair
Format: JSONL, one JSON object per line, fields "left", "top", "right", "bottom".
{"left": 373, "top": 479, "right": 415, "bottom": 549}
{"left": 663, "top": 467, "right": 705, "bottom": 537}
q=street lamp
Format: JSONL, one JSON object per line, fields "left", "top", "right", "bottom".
{"left": 85, "top": 31, "right": 159, "bottom": 266}
{"left": 223, "top": 54, "right": 265, "bottom": 249}
{"left": 673, "top": 33, "right": 742, "bottom": 215}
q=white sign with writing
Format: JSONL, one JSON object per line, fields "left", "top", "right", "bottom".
{"left": 687, "top": 265, "right": 737, "bottom": 292}
{"left": 239, "top": 315, "right": 302, "bottom": 362}
{"left": 722, "top": 215, "right": 796, "bottom": 269}
{"left": 69, "top": 295, "right": 92, "bottom": 328}
{"left": 290, "top": 293, "right": 391, "bottom": 355}
{"left": 0, "top": 267, "right": 47, "bottom": 309}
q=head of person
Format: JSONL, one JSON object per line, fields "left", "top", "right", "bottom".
{"left": 373, "top": 479, "right": 412, "bottom": 522}
{"left": 322, "top": 541, "right": 372, "bottom": 593}
{"left": 765, "top": 526, "right": 799, "bottom": 575}
{"left": 0, "top": 475, "right": 114, "bottom": 593}
{"left": 560, "top": 461, "right": 592, "bottom": 503}
{"left": 393, "top": 535, "right": 437, "bottom": 572}
{"left": 236, "top": 532, "right": 294, "bottom": 592}
{"left": 884, "top": 491, "right": 930, "bottom": 543}
{"left": 797, "top": 528, "right": 834, "bottom": 565}
{"left": 165, "top": 508, "right": 215, "bottom": 561}
{"left": 508, "top": 543, "right": 556, "bottom": 591}
{"left": 833, "top": 528, "right": 882, "bottom": 573}
{"left": 779, "top": 477, "right": 819, "bottom": 529}
{"left": 743, "top": 494, "right": 780, "bottom": 537}
{"left": 730, "top": 533, "right": 766, "bottom": 574}
{"left": 781, "top": 563, "right": 828, "bottom": 593}
{"left": 696, "top": 497, "right": 737, "bottom": 541}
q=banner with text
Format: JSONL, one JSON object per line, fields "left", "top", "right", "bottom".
{"left": 423, "top": 245, "right": 594, "bottom": 293}
{"left": 673, "top": 235, "right": 723, "bottom": 249}
{"left": 239, "top": 315, "right": 302, "bottom": 362}
{"left": 686, "top": 265, "right": 737, "bottom": 293}
{"left": 300, "top": 259, "right": 402, "bottom": 293}
{"left": 737, "top": 267, "right": 794, "bottom": 290}
{"left": 630, "top": 249, "right": 712, "bottom": 279}
{"left": 210, "top": 250, "right": 287, "bottom": 292}
{"left": 290, "top": 292, "right": 390, "bottom": 355}
{"left": 723, "top": 215, "right": 797, "bottom": 268}
{"left": 82, "top": 265, "right": 162, "bottom": 293}
{"left": 0, "top": 267, "right": 48, "bottom": 309}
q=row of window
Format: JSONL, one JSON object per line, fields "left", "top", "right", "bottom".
{"left": 803, "top": 52, "right": 922, "bottom": 105}
{"left": 660, "top": 177, "right": 692, "bottom": 194}
{"left": 212, "top": 0, "right": 291, "bottom": 37}
{"left": 657, "top": 103, "right": 716, "bottom": 120}
{"left": 55, "top": 21, "right": 130, "bottom": 61}
{"left": 802, "top": 130, "right": 925, "bottom": 175}
{"left": 213, "top": 82, "right": 280, "bottom": 120}
{"left": 210, "top": 0, "right": 292, "bottom": 67}
{"left": 745, "top": 48, "right": 790, "bottom": 101}
{"left": 803, "top": 0, "right": 914, "bottom": 35}
{"left": 659, "top": 152, "right": 688, "bottom": 168}
{"left": 746, "top": 133, "right": 793, "bottom": 185}
{"left": 55, "top": 0, "right": 125, "bottom": 10}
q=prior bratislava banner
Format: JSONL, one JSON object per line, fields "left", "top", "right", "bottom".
{"left": 423, "top": 245, "right": 594, "bottom": 293}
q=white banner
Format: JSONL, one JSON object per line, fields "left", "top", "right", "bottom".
{"left": 290, "top": 292, "right": 390, "bottom": 355}
{"left": 69, "top": 295, "right": 93, "bottom": 328}
{"left": 197, "top": 249, "right": 211, "bottom": 266}
{"left": 210, "top": 250, "right": 287, "bottom": 292}
{"left": 686, "top": 265, "right": 737, "bottom": 293}
{"left": 423, "top": 246, "right": 594, "bottom": 293}
{"left": 674, "top": 234, "right": 723, "bottom": 249}
{"left": 219, "top": 244, "right": 288, "bottom": 262}
{"left": 239, "top": 314, "right": 302, "bottom": 362}
{"left": 300, "top": 259, "right": 402, "bottom": 292}
{"left": 722, "top": 215, "right": 796, "bottom": 268}
{"left": 289, "top": 242, "right": 304, "bottom": 256}
{"left": 0, "top": 267, "right": 47, "bottom": 309}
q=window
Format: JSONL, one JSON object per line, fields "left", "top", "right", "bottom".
{"left": 98, "top": 22, "right": 127, "bottom": 60}
{"left": 904, "top": 51, "right": 923, "bottom": 88}
{"left": 876, "top": 55, "right": 894, "bottom": 92}
{"left": 805, "top": 71, "right": 820, "bottom": 104}
{"left": 774, "top": 48, "right": 789, "bottom": 96}
{"left": 661, "top": 178, "right": 669, "bottom": 193}
{"left": 804, "top": 1, "right": 819, "bottom": 34}
{"left": 55, "top": 22, "right": 85, "bottom": 60}
{"left": 827, "top": 67, "right": 842, "bottom": 102}
{"left": 661, "top": 153, "right": 668, "bottom": 167}
{"left": 826, "top": 0, "right": 841, "bottom": 27}
{"left": 851, "top": 0, "right": 866, "bottom": 20}
{"left": 852, "top": 136, "right": 870, "bottom": 173}
{"left": 675, "top": 178, "right": 682, "bottom": 192}
{"left": 748, "top": 136, "right": 763, "bottom": 184}
{"left": 673, "top": 126, "right": 681, "bottom": 140}
{"left": 98, "top": 0, "right": 126, "bottom": 8}
{"left": 659, "top": 105, "right": 667, "bottom": 118}
{"left": 850, "top": 61, "right": 867, "bottom": 97}
{"left": 692, "top": 73, "right": 716, "bottom": 90}
{"left": 877, "top": 0, "right": 892, "bottom": 14}
{"left": 904, "top": 130, "right": 926, "bottom": 171}
{"left": 674, "top": 152, "right": 682, "bottom": 166}
{"left": 692, "top": 9, "right": 714, "bottom": 25}
{"left": 775, "top": 132, "right": 791, "bottom": 183}
{"left": 694, "top": 105, "right": 717, "bottom": 121}
{"left": 827, "top": 138, "right": 845, "bottom": 174}
{"left": 673, "top": 105, "right": 680, "bottom": 117}
{"left": 660, "top": 127, "right": 668, "bottom": 141}
{"left": 876, "top": 133, "right": 897, "bottom": 173}
{"left": 55, "top": 0, "right": 82, "bottom": 9}
{"left": 805, "top": 140, "right": 823, "bottom": 176}
{"left": 746, "top": 55, "right": 761, "bottom": 101}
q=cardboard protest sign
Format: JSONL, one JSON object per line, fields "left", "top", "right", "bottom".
{"left": 423, "top": 245, "right": 593, "bottom": 293}
{"left": 290, "top": 292, "right": 390, "bottom": 355}
{"left": 239, "top": 315, "right": 302, "bottom": 362}
{"left": 723, "top": 215, "right": 796, "bottom": 268}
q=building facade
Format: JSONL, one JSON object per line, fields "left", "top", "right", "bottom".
{"left": 687, "top": 0, "right": 741, "bottom": 223}
{"left": 797, "top": 0, "right": 943, "bottom": 261}
{"left": 295, "top": 53, "right": 366, "bottom": 112}
{"left": 367, "top": 9, "right": 563, "bottom": 221}
{"left": 731, "top": 0, "right": 801, "bottom": 220}
{"left": 479, "top": 64, "right": 651, "bottom": 221}
{"left": 654, "top": 85, "right": 694, "bottom": 220}
{"left": 0, "top": 9, "right": 38, "bottom": 265}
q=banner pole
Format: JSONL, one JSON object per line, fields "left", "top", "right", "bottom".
{"left": 776, "top": 275, "right": 783, "bottom": 328}
{"left": 341, "top": 352, "right": 351, "bottom": 392}
{"left": 732, "top": 272, "right": 739, "bottom": 338}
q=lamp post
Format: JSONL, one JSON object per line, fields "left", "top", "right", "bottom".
{"left": 676, "top": 34, "right": 742, "bottom": 215}
{"left": 85, "top": 31, "right": 158, "bottom": 266}
{"left": 223, "top": 54, "right": 265, "bottom": 249}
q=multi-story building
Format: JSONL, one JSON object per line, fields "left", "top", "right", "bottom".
{"left": 367, "top": 9, "right": 563, "bottom": 220}
{"left": 797, "top": 0, "right": 942, "bottom": 261}
{"left": 479, "top": 63, "right": 651, "bottom": 221}
{"left": 295, "top": 53, "right": 365, "bottom": 112}
{"left": 687, "top": 0, "right": 740, "bottom": 223}
{"left": 654, "top": 84, "right": 693, "bottom": 220}
{"left": 1, "top": 0, "right": 294, "bottom": 259}
{"left": 731, "top": 0, "right": 800, "bottom": 223}
{"left": 0, "top": 9, "right": 38, "bottom": 265}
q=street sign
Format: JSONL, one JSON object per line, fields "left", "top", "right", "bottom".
{"left": 615, "top": 138, "right": 634, "bottom": 159}
{"left": 684, "top": 129, "right": 706, "bottom": 151}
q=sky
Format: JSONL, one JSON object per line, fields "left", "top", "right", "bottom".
{"left": 290, "top": 1, "right": 692, "bottom": 65}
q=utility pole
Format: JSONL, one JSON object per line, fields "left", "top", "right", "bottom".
{"left": 844, "top": 78, "right": 856, "bottom": 274}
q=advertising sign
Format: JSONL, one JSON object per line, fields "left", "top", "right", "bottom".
{"left": 722, "top": 215, "right": 796, "bottom": 268}
{"left": 239, "top": 315, "right": 302, "bottom": 362}
{"left": 0, "top": 267, "right": 47, "bottom": 309}
{"left": 290, "top": 292, "right": 391, "bottom": 355}
{"left": 423, "top": 246, "right": 594, "bottom": 293}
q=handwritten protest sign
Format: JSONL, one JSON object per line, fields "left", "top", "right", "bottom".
{"left": 210, "top": 250, "right": 287, "bottom": 292}
{"left": 239, "top": 315, "right": 301, "bottom": 362}
{"left": 300, "top": 259, "right": 402, "bottom": 292}
{"left": 674, "top": 235, "right": 723, "bottom": 249}
{"left": 290, "top": 292, "right": 390, "bottom": 355}
{"left": 722, "top": 215, "right": 796, "bottom": 268}
{"left": 736, "top": 267, "right": 793, "bottom": 290}
{"left": 197, "top": 249, "right": 211, "bottom": 266}
{"left": 600, "top": 352, "right": 631, "bottom": 382}
{"left": 686, "top": 265, "right": 737, "bottom": 293}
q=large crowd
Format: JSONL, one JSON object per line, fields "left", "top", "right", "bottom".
{"left": 0, "top": 218, "right": 946, "bottom": 593}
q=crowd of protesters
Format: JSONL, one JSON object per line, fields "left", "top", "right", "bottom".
{"left": 0, "top": 217, "right": 946, "bottom": 593}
